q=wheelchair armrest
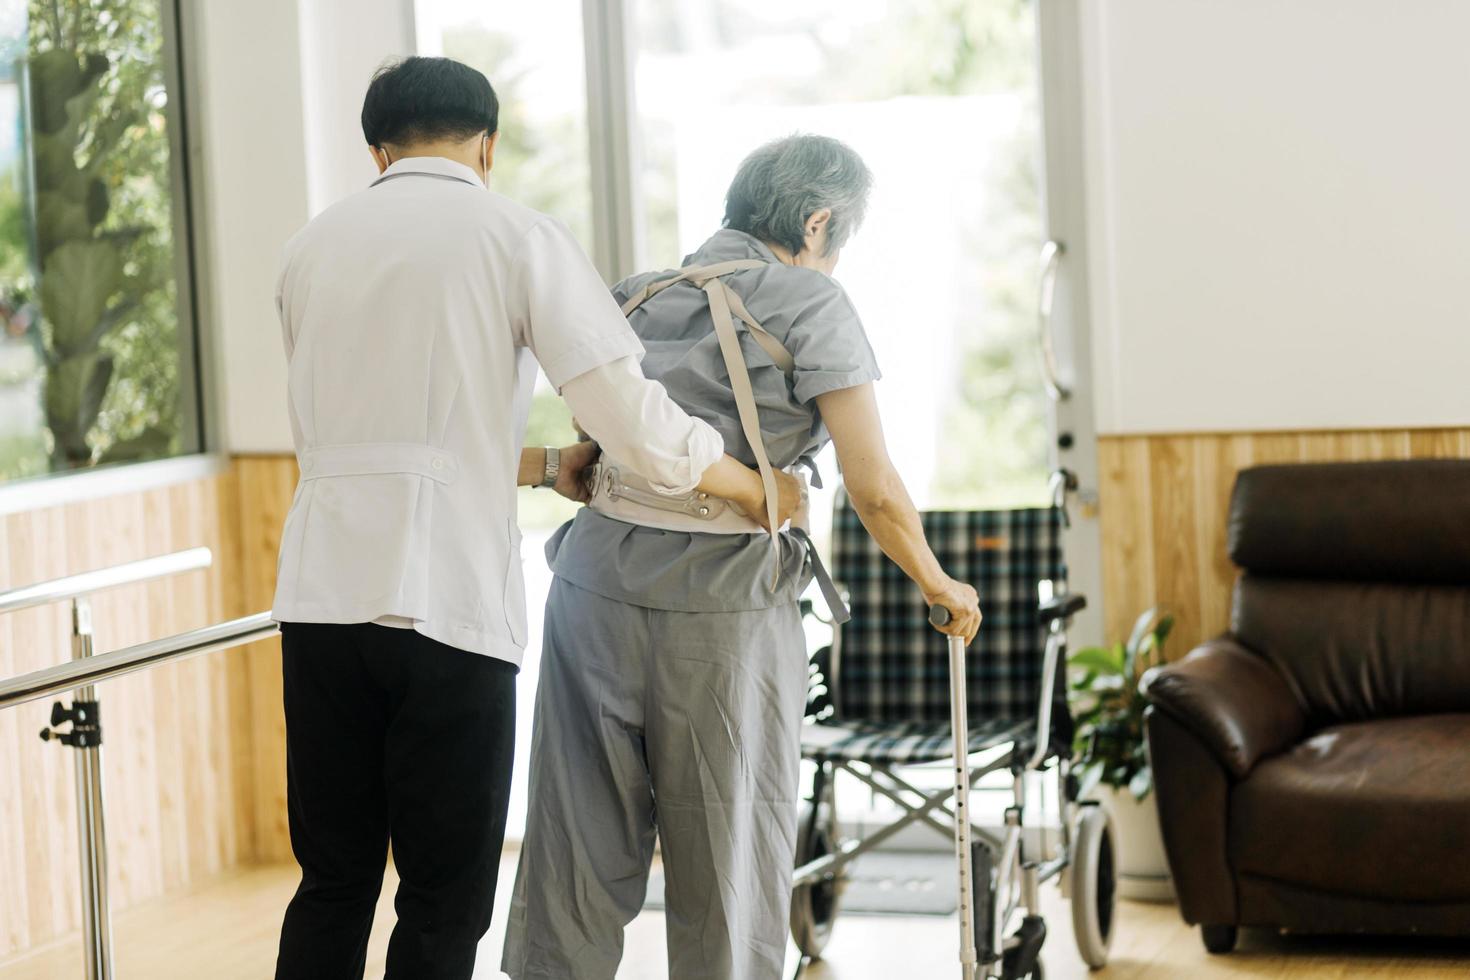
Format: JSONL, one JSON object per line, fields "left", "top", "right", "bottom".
{"left": 1038, "top": 592, "right": 1086, "bottom": 624}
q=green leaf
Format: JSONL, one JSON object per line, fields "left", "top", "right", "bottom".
{"left": 34, "top": 191, "right": 92, "bottom": 257}
{"left": 1069, "top": 645, "right": 1124, "bottom": 676}
{"left": 1125, "top": 607, "right": 1160, "bottom": 659}
{"left": 1153, "top": 613, "right": 1175, "bottom": 648}
{"left": 44, "top": 352, "right": 113, "bottom": 464}
{"left": 1128, "top": 766, "right": 1153, "bottom": 801}
{"left": 99, "top": 425, "right": 173, "bottom": 463}
{"left": 40, "top": 240, "right": 126, "bottom": 352}
{"left": 1069, "top": 668, "right": 1098, "bottom": 691}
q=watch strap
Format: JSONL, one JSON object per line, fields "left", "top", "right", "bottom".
{"left": 539, "top": 446, "right": 560, "bottom": 489}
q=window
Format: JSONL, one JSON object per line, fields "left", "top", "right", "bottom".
{"left": 0, "top": 0, "right": 201, "bottom": 483}
{"left": 631, "top": 0, "right": 1050, "bottom": 510}
{"left": 415, "top": 0, "right": 590, "bottom": 535}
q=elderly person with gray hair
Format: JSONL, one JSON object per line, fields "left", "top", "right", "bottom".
{"left": 502, "top": 134, "right": 981, "bottom": 980}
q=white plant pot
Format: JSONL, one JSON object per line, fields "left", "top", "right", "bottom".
{"left": 1091, "top": 784, "right": 1175, "bottom": 902}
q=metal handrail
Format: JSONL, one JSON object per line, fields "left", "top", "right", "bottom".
{"left": 0, "top": 547, "right": 213, "bottom": 616}
{"left": 0, "top": 612, "right": 278, "bottom": 712}
{"left": 0, "top": 546, "right": 236, "bottom": 980}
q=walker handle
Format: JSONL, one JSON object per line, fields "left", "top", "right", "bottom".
{"left": 929, "top": 604, "right": 953, "bottom": 627}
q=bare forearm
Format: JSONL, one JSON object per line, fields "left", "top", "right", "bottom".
{"left": 847, "top": 465, "right": 947, "bottom": 596}
{"left": 696, "top": 454, "right": 765, "bottom": 513}
{"left": 517, "top": 447, "right": 547, "bottom": 487}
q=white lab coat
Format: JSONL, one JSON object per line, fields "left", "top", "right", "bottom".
{"left": 270, "top": 156, "right": 644, "bottom": 665}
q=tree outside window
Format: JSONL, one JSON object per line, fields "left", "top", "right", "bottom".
{"left": 0, "top": 0, "right": 198, "bottom": 482}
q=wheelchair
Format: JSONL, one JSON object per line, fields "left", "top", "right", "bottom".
{"left": 789, "top": 471, "right": 1115, "bottom": 980}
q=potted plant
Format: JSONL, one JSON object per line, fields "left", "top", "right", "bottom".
{"left": 1069, "top": 607, "right": 1175, "bottom": 901}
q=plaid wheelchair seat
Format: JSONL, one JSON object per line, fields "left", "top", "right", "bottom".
{"left": 806, "top": 495, "right": 1073, "bottom": 756}
{"left": 800, "top": 716, "right": 1033, "bottom": 764}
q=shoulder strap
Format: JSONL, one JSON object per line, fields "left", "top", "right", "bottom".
{"left": 620, "top": 261, "right": 795, "bottom": 377}
{"left": 620, "top": 259, "right": 795, "bottom": 585}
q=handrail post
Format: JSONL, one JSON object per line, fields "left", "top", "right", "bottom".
{"left": 56, "top": 597, "right": 115, "bottom": 980}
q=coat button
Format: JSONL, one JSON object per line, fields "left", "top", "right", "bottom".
{"left": 302, "top": 459, "right": 314, "bottom": 472}
{"left": 431, "top": 457, "right": 445, "bottom": 471}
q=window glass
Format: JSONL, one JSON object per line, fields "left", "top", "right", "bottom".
{"left": 0, "top": 0, "right": 199, "bottom": 482}
{"left": 632, "top": 0, "right": 1049, "bottom": 510}
{"left": 416, "top": 0, "right": 591, "bottom": 533}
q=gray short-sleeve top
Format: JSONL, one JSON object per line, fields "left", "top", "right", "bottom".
{"left": 546, "top": 229, "right": 882, "bottom": 612}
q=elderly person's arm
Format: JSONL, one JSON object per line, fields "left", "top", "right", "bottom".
{"left": 817, "top": 382, "right": 982, "bottom": 642}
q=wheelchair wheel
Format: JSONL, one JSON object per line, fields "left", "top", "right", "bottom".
{"left": 790, "top": 799, "right": 844, "bottom": 958}
{"left": 1069, "top": 804, "right": 1116, "bottom": 969}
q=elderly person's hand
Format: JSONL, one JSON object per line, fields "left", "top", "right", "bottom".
{"left": 765, "top": 468, "right": 805, "bottom": 531}
{"left": 924, "top": 577, "right": 982, "bottom": 645}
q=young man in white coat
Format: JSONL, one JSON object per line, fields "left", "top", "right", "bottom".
{"left": 269, "top": 57, "right": 798, "bottom": 980}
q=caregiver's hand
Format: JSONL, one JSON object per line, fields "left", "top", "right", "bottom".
{"left": 924, "top": 576, "right": 982, "bottom": 645}
{"left": 554, "top": 440, "right": 601, "bottom": 503}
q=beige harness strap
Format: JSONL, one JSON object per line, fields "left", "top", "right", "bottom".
{"left": 621, "top": 261, "right": 796, "bottom": 377}
{"left": 703, "top": 277, "right": 782, "bottom": 572}
{"left": 621, "top": 259, "right": 799, "bottom": 585}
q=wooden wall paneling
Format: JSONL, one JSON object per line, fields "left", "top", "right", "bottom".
{"left": 1145, "top": 437, "right": 1203, "bottom": 654}
{"left": 0, "top": 516, "right": 30, "bottom": 955}
{"left": 1096, "top": 427, "right": 1470, "bottom": 661}
{"left": 214, "top": 471, "right": 259, "bottom": 871}
{"left": 1189, "top": 435, "right": 1248, "bottom": 648}
{"left": 1409, "top": 428, "right": 1468, "bottom": 458}
{"left": 23, "top": 505, "right": 80, "bottom": 943}
{"left": 1098, "top": 437, "right": 1158, "bottom": 646}
{"left": 0, "top": 462, "right": 284, "bottom": 963}
{"left": 97, "top": 489, "right": 168, "bottom": 913}
{"left": 234, "top": 456, "right": 298, "bottom": 863}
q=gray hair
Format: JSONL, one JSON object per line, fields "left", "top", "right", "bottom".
{"left": 722, "top": 134, "right": 873, "bottom": 257}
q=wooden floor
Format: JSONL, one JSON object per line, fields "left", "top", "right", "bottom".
{"left": 3, "top": 855, "right": 1468, "bottom": 979}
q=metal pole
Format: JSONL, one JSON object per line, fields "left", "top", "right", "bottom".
{"left": 581, "top": 0, "right": 644, "bottom": 281}
{"left": 0, "top": 548, "right": 212, "bottom": 616}
{"left": 70, "top": 597, "right": 113, "bottom": 980}
{"left": 2, "top": 613, "right": 278, "bottom": 712}
{"left": 931, "top": 606, "right": 978, "bottom": 980}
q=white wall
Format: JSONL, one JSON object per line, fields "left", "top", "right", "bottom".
{"left": 191, "top": 0, "right": 413, "bottom": 454}
{"left": 298, "top": 0, "right": 416, "bottom": 216}
{"left": 192, "top": 0, "right": 309, "bottom": 454}
{"left": 1080, "top": 1, "right": 1470, "bottom": 435}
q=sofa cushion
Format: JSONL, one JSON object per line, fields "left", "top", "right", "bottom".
{"left": 1230, "top": 714, "right": 1470, "bottom": 902}
{"left": 1228, "top": 460, "right": 1470, "bottom": 582}
{"left": 1233, "top": 575, "right": 1470, "bottom": 725}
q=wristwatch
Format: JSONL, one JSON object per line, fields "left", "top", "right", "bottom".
{"left": 539, "top": 446, "right": 560, "bottom": 489}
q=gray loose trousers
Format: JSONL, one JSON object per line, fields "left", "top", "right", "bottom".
{"left": 502, "top": 578, "right": 807, "bottom": 979}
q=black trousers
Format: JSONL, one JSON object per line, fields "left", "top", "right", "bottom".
{"left": 274, "top": 622, "right": 517, "bottom": 980}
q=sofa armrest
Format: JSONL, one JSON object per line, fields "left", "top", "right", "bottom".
{"left": 1140, "top": 636, "right": 1305, "bottom": 779}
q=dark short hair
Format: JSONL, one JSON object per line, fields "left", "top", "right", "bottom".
{"left": 723, "top": 134, "right": 873, "bottom": 256}
{"left": 361, "top": 56, "right": 498, "bottom": 147}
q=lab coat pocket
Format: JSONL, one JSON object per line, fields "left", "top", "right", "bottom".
{"left": 502, "top": 518, "right": 527, "bottom": 647}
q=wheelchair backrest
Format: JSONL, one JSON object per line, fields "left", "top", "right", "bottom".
{"left": 830, "top": 497, "right": 1068, "bottom": 726}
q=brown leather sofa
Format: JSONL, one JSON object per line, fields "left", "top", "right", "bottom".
{"left": 1140, "top": 459, "right": 1470, "bottom": 953}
